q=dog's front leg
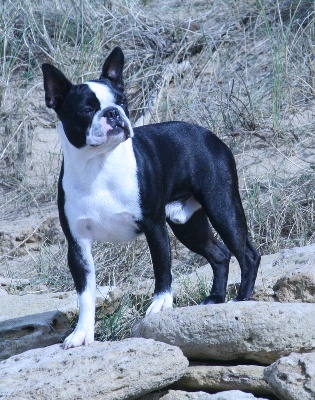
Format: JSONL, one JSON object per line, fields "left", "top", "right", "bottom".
{"left": 63, "top": 239, "right": 96, "bottom": 349}
{"left": 142, "top": 221, "right": 173, "bottom": 316}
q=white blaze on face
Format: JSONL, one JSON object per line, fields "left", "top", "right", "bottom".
{"left": 86, "top": 81, "right": 116, "bottom": 109}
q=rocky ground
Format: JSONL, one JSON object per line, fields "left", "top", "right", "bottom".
{"left": 2, "top": 244, "right": 315, "bottom": 399}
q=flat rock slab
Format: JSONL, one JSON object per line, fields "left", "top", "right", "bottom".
{"left": 172, "top": 364, "right": 272, "bottom": 396}
{"left": 0, "top": 310, "right": 71, "bottom": 361}
{"left": 140, "top": 390, "right": 213, "bottom": 399}
{"left": 140, "top": 390, "right": 269, "bottom": 399}
{"left": 0, "top": 286, "right": 113, "bottom": 321}
{"left": 0, "top": 277, "right": 30, "bottom": 289}
{"left": 264, "top": 352, "right": 315, "bottom": 400}
{"left": 132, "top": 302, "right": 315, "bottom": 363}
{"left": 208, "top": 390, "right": 269, "bottom": 399}
{"left": 0, "top": 338, "right": 188, "bottom": 400}
{"left": 0, "top": 286, "right": 114, "bottom": 360}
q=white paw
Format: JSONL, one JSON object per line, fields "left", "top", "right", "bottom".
{"left": 146, "top": 292, "right": 173, "bottom": 316}
{"left": 63, "top": 328, "right": 94, "bottom": 350}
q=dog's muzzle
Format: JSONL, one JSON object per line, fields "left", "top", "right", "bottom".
{"left": 87, "top": 106, "right": 132, "bottom": 147}
{"left": 102, "top": 107, "right": 130, "bottom": 138}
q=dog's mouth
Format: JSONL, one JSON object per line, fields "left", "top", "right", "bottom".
{"left": 87, "top": 107, "right": 132, "bottom": 147}
{"left": 88, "top": 127, "right": 129, "bottom": 147}
{"left": 107, "top": 122, "right": 131, "bottom": 139}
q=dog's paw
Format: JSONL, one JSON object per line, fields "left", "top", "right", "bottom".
{"left": 63, "top": 328, "right": 94, "bottom": 350}
{"left": 228, "top": 296, "right": 254, "bottom": 303}
{"left": 200, "top": 294, "right": 225, "bottom": 305}
{"left": 146, "top": 292, "right": 173, "bottom": 316}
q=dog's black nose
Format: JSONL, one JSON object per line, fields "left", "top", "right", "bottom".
{"left": 103, "top": 107, "right": 120, "bottom": 120}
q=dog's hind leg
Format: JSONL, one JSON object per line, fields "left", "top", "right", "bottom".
{"left": 197, "top": 184, "right": 261, "bottom": 302}
{"left": 232, "top": 235, "right": 261, "bottom": 301}
{"left": 167, "top": 208, "right": 231, "bottom": 304}
{"left": 207, "top": 211, "right": 260, "bottom": 301}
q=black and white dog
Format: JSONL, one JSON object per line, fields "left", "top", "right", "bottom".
{"left": 42, "top": 47, "right": 260, "bottom": 349}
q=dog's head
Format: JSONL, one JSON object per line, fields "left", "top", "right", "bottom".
{"left": 42, "top": 47, "right": 132, "bottom": 149}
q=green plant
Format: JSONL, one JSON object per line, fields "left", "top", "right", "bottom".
{"left": 257, "top": 0, "right": 313, "bottom": 128}
{"left": 96, "top": 292, "right": 148, "bottom": 342}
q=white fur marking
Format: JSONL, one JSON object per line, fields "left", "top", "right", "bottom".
{"left": 59, "top": 123, "right": 142, "bottom": 244}
{"left": 63, "top": 240, "right": 96, "bottom": 349}
{"left": 166, "top": 197, "right": 202, "bottom": 224}
{"left": 86, "top": 81, "right": 115, "bottom": 110}
{"left": 146, "top": 292, "right": 173, "bottom": 316}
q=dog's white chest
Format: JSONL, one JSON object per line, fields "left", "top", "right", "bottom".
{"left": 62, "top": 139, "right": 142, "bottom": 243}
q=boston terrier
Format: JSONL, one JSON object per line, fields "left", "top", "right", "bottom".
{"left": 42, "top": 47, "right": 261, "bottom": 349}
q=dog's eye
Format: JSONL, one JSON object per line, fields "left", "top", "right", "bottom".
{"left": 79, "top": 107, "right": 94, "bottom": 115}
{"left": 120, "top": 98, "right": 127, "bottom": 107}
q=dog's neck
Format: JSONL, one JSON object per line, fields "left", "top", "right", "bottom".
{"left": 57, "top": 122, "right": 136, "bottom": 184}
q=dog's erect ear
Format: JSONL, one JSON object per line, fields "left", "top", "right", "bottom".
{"left": 41, "top": 64, "right": 72, "bottom": 112}
{"left": 100, "top": 47, "right": 125, "bottom": 92}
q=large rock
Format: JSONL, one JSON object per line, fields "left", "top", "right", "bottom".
{"left": 256, "top": 244, "right": 315, "bottom": 302}
{"left": 0, "top": 286, "right": 115, "bottom": 360}
{"left": 0, "top": 338, "right": 188, "bottom": 400}
{"left": 273, "top": 262, "right": 315, "bottom": 302}
{"left": 132, "top": 302, "right": 315, "bottom": 363}
{"left": 172, "top": 364, "right": 271, "bottom": 396}
{"left": 264, "top": 352, "right": 315, "bottom": 400}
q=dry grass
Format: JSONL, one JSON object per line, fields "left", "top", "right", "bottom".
{"left": 0, "top": 0, "right": 315, "bottom": 337}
